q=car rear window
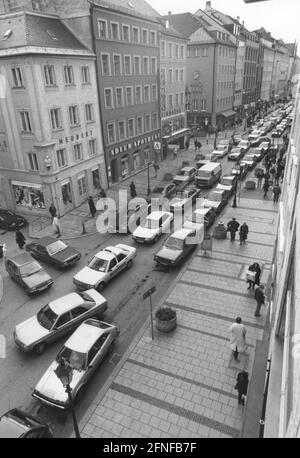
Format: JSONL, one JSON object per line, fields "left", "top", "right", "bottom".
{"left": 165, "top": 237, "right": 184, "bottom": 250}
{"left": 47, "top": 241, "right": 68, "bottom": 256}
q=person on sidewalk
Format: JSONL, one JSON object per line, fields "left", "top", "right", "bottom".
{"left": 15, "top": 229, "right": 26, "bottom": 250}
{"left": 263, "top": 180, "right": 270, "bottom": 199}
{"left": 247, "top": 262, "right": 261, "bottom": 290}
{"left": 130, "top": 181, "right": 137, "bottom": 199}
{"left": 98, "top": 187, "right": 106, "bottom": 199}
{"left": 153, "top": 162, "right": 160, "bottom": 178}
{"left": 229, "top": 317, "right": 247, "bottom": 362}
{"left": 49, "top": 203, "right": 57, "bottom": 221}
{"left": 88, "top": 196, "right": 97, "bottom": 218}
{"left": 52, "top": 216, "right": 61, "bottom": 238}
{"left": 235, "top": 371, "right": 249, "bottom": 406}
{"left": 239, "top": 223, "right": 249, "bottom": 245}
{"left": 185, "top": 139, "right": 190, "bottom": 150}
{"left": 254, "top": 285, "right": 266, "bottom": 317}
{"left": 273, "top": 184, "right": 281, "bottom": 203}
{"left": 227, "top": 218, "right": 240, "bottom": 242}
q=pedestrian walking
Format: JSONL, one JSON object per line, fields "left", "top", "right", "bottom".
{"left": 185, "top": 139, "right": 190, "bottom": 150}
{"left": 229, "top": 317, "right": 247, "bottom": 362}
{"left": 246, "top": 262, "right": 261, "bottom": 290}
{"left": 130, "top": 181, "right": 137, "bottom": 199}
{"left": 256, "top": 170, "right": 264, "bottom": 188}
{"left": 227, "top": 218, "right": 240, "bottom": 242}
{"left": 52, "top": 216, "right": 61, "bottom": 238}
{"left": 15, "top": 229, "right": 26, "bottom": 249}
{"left": 254, "top": 285, "right": 266, "bottom": 317}
{"left": 153, "top": 161, "right": 160, "bottom": 178}
{"left": 98, "top": 187, "right": 106, "bottom": 199}
{"left": 235, "top": 371, "right": 249, "bottom": 406}
{"left": 273, "top": 184, "right": 281, "bottom": 203}
{"left": 49, "top": 203, "right": 57, "bottom": 221}
{"left": 88, "top": 196, "right": 97, "bottom": 218}
{"left": 239, "top": 223, "right": 249, "bottom": 245}
{"left": 263, "top": 180, "right": 270, "bottom": 199}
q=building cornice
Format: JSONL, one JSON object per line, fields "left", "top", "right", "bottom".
{"left": 0, "top": 46, "right": 96, "bottom": 58}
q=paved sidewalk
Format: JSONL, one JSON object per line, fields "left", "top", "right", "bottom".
{"left": 77, "top": 185, "right": 279, "bottom": 438}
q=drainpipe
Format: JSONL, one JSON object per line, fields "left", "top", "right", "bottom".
{"left": 211, "top": 42, "right": 217, "bottom": 128}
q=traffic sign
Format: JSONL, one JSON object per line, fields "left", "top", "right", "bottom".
{"left": 154, "top": 142, "right": 161, "bottom": 150}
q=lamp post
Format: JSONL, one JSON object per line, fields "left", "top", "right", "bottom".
{"left": 232, "top": 181, "right": 238, "bottom": 208}
{"left": 147, "top": 162, "right": 151, "bottom": 196}
{"left": 54, "top": 358, "right": 81, "bottom": 439}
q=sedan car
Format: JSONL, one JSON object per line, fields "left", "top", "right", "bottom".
{"left": 213, "top": 144, "right": 228, "bottom": 158}
{"left": 248, "top": 131, "right": 262, "bottom": 146}
{"left": 132, "top": 211, "right": 173, "bottom": 244}
{"left": 154, "top": 228, "right": 200, "bottom": 267}
{"left": 33, "top": 319, "right": 119, "bottom": 409}
{"left": 5, "top": 253, "right": 53, "bottom": 295}
{"left": 240, "top": 154, "right": 258, "bottom": 171}
{"left": 232, "top": 134, "right": 243, "bottom": 146}
{"left": 237, "top": 140, "right": 250, "bottom": 152}
{"left": 228, "top": 147, "right": 245, "bottom": 161}
{"left": 26, "top": 237, "right": 81, "bottom": 269}
{"left": 0, "top": 409, "right": 53, "bottom": 438}
{"left": 203, "top": 190, "right": 228, "bottom": 214}
{"left": 73, "top": 244, "right": 136, "bottom": 292}
{"left": 216, "top": 175, "right": 238, "bottom": 196}
{"left": 249, "top": 147, "right": 264, "bottom": 162}
{"left": 169, "top": 187, "right": 201, "bottom": 215}
{"left": 173, "top": 167, "right": 197, "bottom": 187}
{"left": 13, "top": 289, "right": 107, "bottom": 354}
{"left": 0, "top": 209, "right": 27, "bottom": 231}
{"left": 183, "top": 207, "right": 216, "bottom": 232}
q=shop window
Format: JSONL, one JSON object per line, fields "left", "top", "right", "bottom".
{"left": 133, "top": 152, "right": 140, "bottom": 169}
{"left": 12, "top": 182, "right": 45, "bottom": 209}
{"left": 121, "top": 156, "right": 129, "bottom": 178}
{"left": 78, "top": 175, "right": 87, "bottom": 197}
{"left": 61, "top": 181, "right": 72, "bottom": 206}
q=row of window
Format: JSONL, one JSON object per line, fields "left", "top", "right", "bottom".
{"left": 161, "top": 93, "right": 186, "bottom": 110}
{"left": 11, "top": 64, "right": 91, "bottom": 89}
{"left": 100, "top": 53, "right": 157, "bottom": 77}
{"left": 245, "top": 62, "right": 257, "bottom": 76}
{"left": 217, "top": 81, "right": 235, "bottom": 92}
{"left": 27, "top": 140, "right": 98, "bottom": 172}
{"left": 190, "top": 99, "right": 207, "bottom": 111}
{"left": 107, "top": 113, "right": 158, "bottom": 145}
{"left": 19, "top": 103, "right": 96, "bottom": 134}
{"left": 245, "top": 46, "right": 259, "bottom": 62}
{"left": 218, "top": 64, "right": 235, "bottom": 75}
{"left": 188, "top": 47, "right": 209, "bottom": 58}
{"left": 218, "top": 46, "right": 235, "bottom": 58}
{"left": 98, "top": 18, "right": 157, "bottom": 46}
{"left": 160, "top": 41, "right": 186, "bottom": 59}
{"left": 160, "top": 68, "right": 185, "bottom": 84}
{"left": 104, "top": 85, "right": 158, "bottom": 109}
{"left": 216, "top": 96, "right": 234, "bottom": 109}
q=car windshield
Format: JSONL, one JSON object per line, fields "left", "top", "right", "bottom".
{"left": 231, "top": 149, "right": 240, "bottom": 154}
{"left": 57, "top": 348, "right": 86, "bottom": 372}
{"left": 78, "top": 291, "right": 94, "bottom": 303}
{"left": 47, "top": 241, "right": 68, "bottom": 256}
{"left": 88, "top": 256, "right": 109, "bottom": 272}
{"left": 208, "top": 193, "right": 222, "bottom": 202}
{"left": 20, "top": 261, "right": 42, "bottom": 277}
{"left": 220, "top": 178, "right": 232, "bottom": 186}
{"left": 141, "top": 218, "right": 159, "bottom": 229}
{"left": 177, "top": 170, "right": 186, "bottom": 176}
{"left": 37, "top": 304, "right": 58, "bottom": 330}
{"left": 165, "top": 236, "right": 184, "bottom": 250}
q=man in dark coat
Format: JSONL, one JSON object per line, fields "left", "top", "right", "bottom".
{"left": 235, "top": 371, "right": 249, "bottom": 405}
{"left": 254, "top": 285, "right": 265, "bottom": 317}
{"left": 227, "top": 218, "right": 240, "bottom": 242}
{"left": 49, "top": 203, "right": 57, "bottom": 220}
{"left": 263, "top": 181, "right": 270, "bottom": 199}
{"left": 88, "top": 196, "right": 97, "bottom": 218}
{"left": 239, "top": 223, "right": 249, "bottom": 245}
{"left": 16, "top": 229, "right": 26, "bottom": 249}
{"left": 273, "top": 184, "right": 281, "bottom": 203}
{"left": 130, "top": 181, "right": 137, "bottom": 199}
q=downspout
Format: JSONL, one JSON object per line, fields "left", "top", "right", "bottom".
{"left": 211, "top": 42, "right": 217, "bottom": 128}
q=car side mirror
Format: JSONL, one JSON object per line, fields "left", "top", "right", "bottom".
{"left": 88, "top": 364, "right": 94, "bottom": 369}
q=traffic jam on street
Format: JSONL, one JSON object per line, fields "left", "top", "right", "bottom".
{"left": 0, "top": 99, "right": 293, "bottom": 437}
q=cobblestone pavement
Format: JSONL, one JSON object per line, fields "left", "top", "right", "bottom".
{"left": 77, "top": 193, "right": 279, "bottom": 439}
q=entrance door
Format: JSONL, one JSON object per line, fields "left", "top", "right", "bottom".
{"left": 61, "top": 181, "right": 73, "bottom": 212}
{"left": 92, "top": 169, "right": 101, "bottom": 191}
{"left": 110, "top": 159, "right": 118, "bottom": 183}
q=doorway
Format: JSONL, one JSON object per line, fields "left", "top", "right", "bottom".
{"left": 110, "top": 159, "right": 119, "bottom": 183}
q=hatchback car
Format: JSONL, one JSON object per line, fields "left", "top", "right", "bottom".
{"left": 0, "top": 209, "right": 27, "bottom": 231}
{"left": 0, "top": 409, "right": 53, "bottom": 438}
{"left": 183, "top": 207, "right": 216, "bottom": 232}
{"left": 14, "top": 289, "right": 107, "bottom": 354}
{"left": 132, "top": 211, "right": 173, "bottom": 244}
{"left": 240, "top": 154, "right": 258, "bottom": 171}
{"left": 228, "top": 147, "right": 245, "bottom": 161}
{"left": 216, "top": 175, "right": 238, "bottom": 196}
{"left": 203, "top": 190, "right": 228, "bottom": 214}
{"left": 33, "top": 319, "right": 119, "bottom": 409}
{"left": 26, "top": 237, "right": 81, "bottom": 269}
{"left": 154, "top": 229, "right": 200, "bottom": 267}
{"left": 173, "top": 167, "right": 197, "bottom": 186}
{"left": 237, "top": 140, "right": 250, "bottom": 152}
{"left": 5, "top": 253, "right": 53, "bottom": 295}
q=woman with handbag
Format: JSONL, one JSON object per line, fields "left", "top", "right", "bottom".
{"left": 246, "top": 262, "right": 261, "bottom": 290}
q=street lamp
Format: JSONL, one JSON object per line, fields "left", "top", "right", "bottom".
{"left": 54, "top": 358, "right": 81, "bottom": 439}
{"left": 147, "top": 162, "right": 151, "bottom": 196}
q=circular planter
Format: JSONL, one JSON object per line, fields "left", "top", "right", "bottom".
{"left": 155, "top": 316, "right": 177, "bottom": 333}
{"left": 213, "top": 222, "right": 227, "bottom": 240}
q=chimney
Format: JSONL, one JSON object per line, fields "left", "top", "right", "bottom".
{"left": 237, "top": 16, "right": 240, "bottom": 23}
{"left": 206, "top": 1, "right": 212, "bottom": 11}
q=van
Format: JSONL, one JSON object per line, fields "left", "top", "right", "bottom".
{"left": 195, "top": 162, "right": 222, "bottom": 188}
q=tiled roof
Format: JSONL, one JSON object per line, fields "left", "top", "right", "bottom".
{"left": 0, "top": 12, "right": 88, "bottom": 51}
{"left": 91, "top": 0, "right": 161, "bottom": 21}
{"left": 163, "top": 13, "right": 202, "bottom": 39}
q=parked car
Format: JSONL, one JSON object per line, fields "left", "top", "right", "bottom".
{"left": 271, "top": 128, "right": 283, "bottom": 138}
{"left": 213, "top": 144, "right": 228, "bottom": 158}
{"left": 0, "top": 409, "right": 53, "bottom": 438}
{"left": 232, "top": 134, "right": 243, "bottom": 146}
{"left": 169, "top": 187, "right": 201, "bottom": 215}
{"left": 240, "top": 154, "right": 258, "bottom": 171}
{"left": 259, "top": 142, "right": 270, "bottom": 153}
{"left": 5, "top": 253, "right": 53, "bottom": 295}
{"left": 183, "top": 207, "right": 216, "bottom": 232}
{"left": 73, "top": 244, "right": 136, "bottom": 292}
{"left": 258, "top": 136, "right": 271, "bottom": 146}
{"left": 218, "top": 138, "right": 233, "bottom": 151}
{"left": 26, "top": 237, "right": 81, "bottom": 269}
{"left": 237, "top": 140, "right": 250, "bottom": 152}
{"left": 231, "top": 164, "right": 248, "bottom": 180}
{"left": 151, "top": 183, "right": 177, "bottom": 200}
{"left": 204, "top": 152, "right": 219, "bottom": 163}
{"left": 33, "top": 319, "right": 119, "bottom": 409}
{"left": 228, "top": 147, "right": 245, "bottom": 161}
{"left": 132, "top": 211, "right": 173, "bottom": 244}
{"left": 248, "top": 131, "right": 262, "bottom": 146}
{"left": 107, "top": 201, "right": 152, "bottom": 234}
{"left": 173, "top": 167, "right": 197, "bottom": 186}
{"left": 13, "top": 289, "right": 107, "bottom": 354}
{"left": 249, "top": 147, "right": 264, "bottom": 162}
{"left": 216, "top": 175, "right": 238, "bottom": 196}
{"left": 203, "top": 190, "right": 228, "bottom": 214}
{"left": 154, "top": 228, "right": 200, "bottom": 267}
{"left": 0, "top": 209, "right": 27, "bottom": 231}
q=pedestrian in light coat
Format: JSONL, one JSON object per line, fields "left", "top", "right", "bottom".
{"left": 52, "top": 216, "right": 61, "bottom": 238}
{"left": 229, "top": 317, "right": 247, "bottom": 362}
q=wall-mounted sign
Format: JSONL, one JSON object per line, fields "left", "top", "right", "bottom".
{"left": 58, "top": 130, "right": 94, "bottom": 145}
{"left": 109, "top": 133, "right": 161, "bottom": 157}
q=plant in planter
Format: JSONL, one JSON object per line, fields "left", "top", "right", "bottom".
{"left": 155, "top": 306, "right": 177, "bottom": 333}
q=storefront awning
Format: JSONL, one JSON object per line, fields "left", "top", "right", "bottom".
{"left": 220, "top": 110, "right": 236, "bottom": 118}
{"left": 162, "top": 128, "right": 190, "bottom": 140}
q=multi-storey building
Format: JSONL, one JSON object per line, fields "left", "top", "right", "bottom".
{"left": 254, "top": 28, "right": 276, "bottom": 101}
{"left": 0, "top": 10, "right": 107, "bottom": 217}
{"left": 160, "top": 21, "right": 189, "bottom": 156}
{"left": 241, "top": 28, "right": 259, "bottom": 106}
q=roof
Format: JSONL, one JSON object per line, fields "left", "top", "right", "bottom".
{"left": 91, "top": 0, "right": 161, "bottom": 22}
{"left": 193, "top": 208, "right": 211, "bottom": 216}
{"left": 66, "top": 320, "right": 111, "bottom": 353}
{"left": 0, "top": 12, "right": 88, "bottom": 51}
{"left": 147, "top": 211, "right": 171, "bottom": 220}
{"left": 10, "top": 253, "right": 36, "bottom": 266}
{"left": 171, "top": 228, "right": 195, "bottom": 240}
{"left": 49, "top": 293, "right": 85, "bottom": 315}
{"left": 94, "top": 251, "right": 115, "bottom": 261}
{"left": 164, "top": 13, "right": 202, "bottom": 39}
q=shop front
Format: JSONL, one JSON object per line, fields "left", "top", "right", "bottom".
{"left": 60, "top": 179, "right": 74, "bottom": 213}
{"left": 11, "top": 180, "right": 46, "bottom": 211}
{"left": 217, "top": 110, "right": 237, "bottom": 130}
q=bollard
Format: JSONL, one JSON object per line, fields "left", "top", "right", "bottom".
{"left": 81, "top": 220, "right": 87, "bottom": 235}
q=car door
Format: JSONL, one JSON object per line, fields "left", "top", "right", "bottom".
{"left": 6, "top": 261, "right": 18, "bottom": 282}
{"left": 52, "top": 311, "right": 73, "bottom": 340}
{"left": 107, "top": 257, "right": 118, "bottom": 280}
{"left": 69, "top": 305, "right": 90, "bottom": 329}
{"left": 86, "top": 333, "right": 110, "bottom": 379}
{"left": 33, "top": 244, "right": 48, "bottom": 262}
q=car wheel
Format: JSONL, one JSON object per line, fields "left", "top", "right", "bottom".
{"left": 34, "top": 342, "right": 47, "bottom": 355}
{"left": 75, "top": 385, "right": 87, "bottom": 404}
{"left": 97, "top": 282, "right": 106, "bottom": 292}
{"left": 126, "top": 260, "right": 133, "bottom": 270}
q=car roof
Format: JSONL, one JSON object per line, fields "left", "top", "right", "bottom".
{"left": 94, "top": 250, "right": 115, "bottom": 261}
{"left": 193, "top": 207, "right": 212, "bottom": 216}
{"left": 170, "top": 228, "right": 195, "bottom": 240}
{"left": 0, "top": 409, "right": 40, "bottom": 438}
{"left": 221, "top": 175, "right": 235, "bottom": 181}
{"left": 65, "top": 320, "right": 113, "bottom": 353}
{"left": 9, "top": 253, "right": 37, "bottom": 267}
{"left": 147, "top": 211, "right": 171, "bottom": 220}
{"left": 181, "top": 167, "right": 195, "bottom": 172}
{"left": 49, "top": 293, "right": 86, "bottom": 314}
{"left": 35, "top": 236, "right": 58, "bottom": 247}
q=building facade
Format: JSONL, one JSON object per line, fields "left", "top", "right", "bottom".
{"left": 0, "top": 10, "right": 107, "bottom": 217}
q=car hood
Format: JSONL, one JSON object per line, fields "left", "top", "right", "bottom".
{"left": 173, "top": 176, "right": 188, "bottom": 182}
{"left": 35, "top": 361, "right": 83, "bottom": 405}
{"left": 51, "top": 247, "right": 80, "bottom": 262}
{"left": 217, "top": 184, "right": 232, "bottom": 191}
{"left": 74, "top": 267, "right": 107, "bottom": 286}
{"left": 156, "top": 246, "right": 182, "bottom": 262}
{"left": 133, "top": 226, "right": 157, "bottom": 239}
{"left": 15, "top": 316, "right": 49, "bottom": 347}
{"left": 22, "top": 271, "right": 52, "bottom": 289}
{"left": 229, "top": 152, "right": 240, "bottom": 157}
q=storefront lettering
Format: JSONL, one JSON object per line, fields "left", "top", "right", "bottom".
{"left": 110, "top": 133, "right": 160, "bottom": 157}
{"left": 59, "top": 131, "right": 93, "bottom": 145}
